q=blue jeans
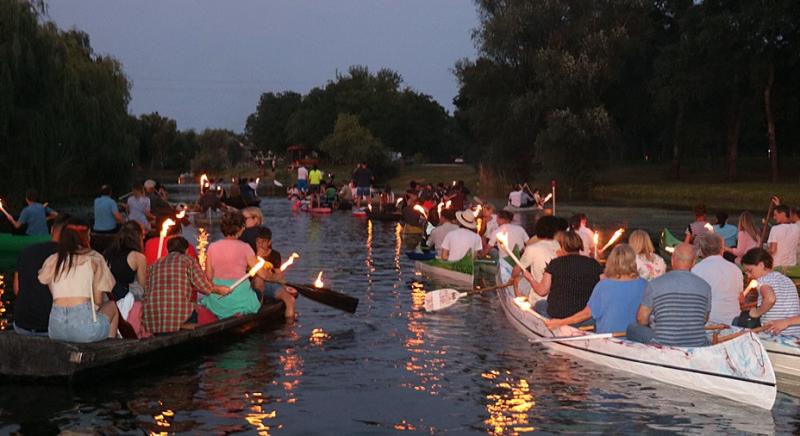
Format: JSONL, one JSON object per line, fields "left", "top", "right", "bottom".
{"left": 626, "top": 324, "right": 655, "bottom": 344}
{"left": 49, "top": 302, "right": 110, "bottom": 343}
{"left": 13, "top": 322, "right": 49, "bottom": 337}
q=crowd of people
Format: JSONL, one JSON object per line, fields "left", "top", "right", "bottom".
{"left": 289, "top": 162, "right": 399, "bottom": 213}
{"left": 9, "top": 181, "right": 297, "bottom": 344}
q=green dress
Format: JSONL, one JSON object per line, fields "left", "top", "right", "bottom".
{"left": 200, "top": 278, "right": 261, "bottom": 319}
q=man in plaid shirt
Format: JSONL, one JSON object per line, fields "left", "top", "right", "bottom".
{"left": 144, "top": 237, "right": 230, "bottom": 333}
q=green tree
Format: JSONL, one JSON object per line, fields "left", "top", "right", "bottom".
{"left": 245, "top": 91, "right": 302, "bottom": 153}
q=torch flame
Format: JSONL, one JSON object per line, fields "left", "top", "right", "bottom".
{"left": 513, "top": 296, "right": 532, "bottom": 311}
{"left": 368, "top": 204, "right": 372, "bottom": 212}
{"left": 279, "top": 252, "right": 300, "bottom": 272}
{"left": 175, "top": 209, "right": 186, "bottom": 219}
{"left": 593, "top": 232, "right": 599, "bottom": 246}
{"left": 396, "top": 198, "right": 403, "bottom": 207}
{"left": 314, "top": 271, "right": 324, "bottom": 288}
{"left": 599, "top": 228, "right": 624, "bottom": 253}
{"left": 437, "top": 202, "right": 444, "bottom": 216}
{"left": 496, "top": 232, "right": 509, "bottom": 248}
{"left": 0, "top": 199, "right": 3, "bottom": 210}
{"left": 445, "top": 200, "right": 452, "bottom": 209}
{"left": 256, "top": 177, "right": 260, "bottom": 185}
{"left": 743, "top": 279, "right": 759, "bottom": 296}
{"left": 413, "top": 205, "right": 428, "bottom": 220}
{"left": 704, "top": 223, "right": 714, "bottom": 232}
{"left": 160, "top": 219, "right": 176, "bottom": 237}
{"left": 665, "top": 246, "right": 675, "bottom": 253}
{"left": 542, "top": 193, "right": 553, "bottom": 203}
{"left": 200, "top": 174, "right": 208, "bottom": 192}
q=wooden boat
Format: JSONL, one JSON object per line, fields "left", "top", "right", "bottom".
{"left": 405, "top": 250, "right": 436, "bottom": 261}
{"left": 366, "top": 211, "right": 402, "bottom": 222}
{"left": 0, "top": 233, "right": 51, "bottom": 269}
{"left": 475, "top": 256, "right": 498, "bottom": 275}
{"left": 414, "top": 256, "right": 474, "bottom": 288}
{"left": 503, "top": 205, "right": 541, "bottom": 213}
{"left": 0, "top": 301, "right": 284, "bottom": 379}
{"left": 495, "top": 258, "right": 777, "bottom": 409}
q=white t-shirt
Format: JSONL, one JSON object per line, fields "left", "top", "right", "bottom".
{"left": 768, "top": 223, "right": 800, "bottom": 267}
{"left": 519, "top": 239, "right": 560, "bottom": 282}
{"left": 297, "top": 166, "right": 308, "bottom": 181}
{"left": 691, "top": 255, "right": 743, "bottom": 324}
{"left": 429, "top": 222, "right": 459, "bottom": 251}
{"left": 508, "top": 191, "right": 522, "bottom": 208}
{"left": 577, "top": 226, "right": 595, "bottom": 257}
{"left": 488, "top": 223, "right": 529, "bottom": 253}
{"left": 441, "top": 228, "right": 483, "bottom": 261}
{"left": 484, "top": 215, "right": 499, "bottom": 237}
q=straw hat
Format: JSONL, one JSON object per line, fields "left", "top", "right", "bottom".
{"left": 455, "top": 210, "right": 477, "bottom": 229}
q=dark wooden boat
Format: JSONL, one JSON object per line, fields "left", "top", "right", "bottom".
{"left": 0, "top": 301, "right": 284, "bottom": 380}
{"left": 367, "top": 211, "right": 402, "bottom": 222}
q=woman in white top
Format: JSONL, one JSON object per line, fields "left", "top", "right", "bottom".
{"left": 126, "top": 182, "right": 153, "bottom": 230}
{"left": 740, "top": 248, "right": 800, "bottom": 336}
{"left": 628, "top": 229, "right": 666, "bottom": 281}
{"left": 38, "top": 220, "right": 119, "bottom": 342}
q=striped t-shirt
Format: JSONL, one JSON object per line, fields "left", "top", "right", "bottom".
{"left": 642, "top": 270, "right": 711, "bottom": 347}
{"left": 758, "top": 271, "right": 800, "bottom": 336}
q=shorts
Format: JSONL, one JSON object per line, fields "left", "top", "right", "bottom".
{"left": 309, "top": 184, "right": 321, "bottom": 194}
{"left": 263, "top": 282, "right": 283, "bottom": 299}
{"left": 49, "top": 302, "right": 110, "bottom": 343}
{"left": 13, "top": 322, "right": 49, "bottom": 337}
{"left": 297, "top": 179, "right": 308, "bottom": 191}
{"left": 356, "top": 187, "right": 371, "bottom": 197}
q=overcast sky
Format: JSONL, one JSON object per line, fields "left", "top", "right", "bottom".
{"left": 47, "top": 1, "right": 479, "bottom": 132}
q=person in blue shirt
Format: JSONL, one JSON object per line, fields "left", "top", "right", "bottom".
{"left": 93, "top": 184, "right": 124, "bottom": 233}
{"left": 712, "top": 211, "right": 738, "bottom": 249}
{"left": 0, "top": 189, "right": 57, "bottom": 236}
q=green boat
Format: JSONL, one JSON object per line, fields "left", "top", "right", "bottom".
{"left": 0, "top": 233, "right": 51, "bottom": 270}
{"left": 659, "top": 227, "right": 682, "bottom": 258}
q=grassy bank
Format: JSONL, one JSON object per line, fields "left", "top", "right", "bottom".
{"left": 591, "top": 183, "right": 800, "bottom": 211}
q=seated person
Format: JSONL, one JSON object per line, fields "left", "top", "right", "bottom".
{"left": 626, "top": 243, "right": 711, "bottom": 347}
{"left": 440, "top": 210, "right": 483, "bottom": 261}
{"left": 201, "top": 211, "right": 267, "bottom": 319}
{"left": 12, "top": 214, "right": 70, "bottom": 336}
{"left": 250, "top": 227, "right": 298, "bottom": 321}
{"left": 196, "top": 187, "right": 224, "bottom": 213}
{"left": 736, "top": 248, "right": 800, "bottom": 336}
{"left": 531, "top": 231, "right": 603, "bottom": 324}
{"left": 323, "top": 184, "right": 338, "bottom": 208}
{"left": 144, "top": 237, "right": 230, "bottom": 334}
{"left": 485, "top": 210, "right": 528, "bottom": 256}
{"left": 144, "top": 222, "right": 196, "bottom": 265}
{"left": 545, "top": 244, "right": 646, "bottom": 333}
{"left": 428, "top": 209, "right": 459, "bottom": 257}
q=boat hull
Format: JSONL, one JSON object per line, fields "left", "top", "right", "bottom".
{"left": 0, "top": 301, "right": 284, "bottom": 379}
{"left": 415, "top": 261, "right": 473, "bottom": 287}
{"left": 0, "top": 233, "right": 51, "bottom": 269}
{"left": 495, "top": 259, "right": 776, "bottom": 409}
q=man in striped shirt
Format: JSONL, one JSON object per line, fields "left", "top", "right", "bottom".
{"left": 627, "top": 243, "right": 711, "bottom": 347}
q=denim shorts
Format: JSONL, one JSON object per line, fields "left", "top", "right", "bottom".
{"left": 49, "top": 302, "right": 110, "bottom": 343}
{"left": 297, "top": 180, "right": 308, "bottom": 190}
{"left": 263, "top": 282, "right": 282, "bottom": 299}
{"left": 356, "top": 187, "right": 370, "bottom": 197}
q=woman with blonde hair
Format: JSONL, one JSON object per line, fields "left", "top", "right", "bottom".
{"left": 724, "top": 211, "right": 760, "bottom": 264}
{"left": 628, "top": 229, "right": 666, "bottom": 280}
{"left": 545, "top": 244, "right": 647, "bottom": 333}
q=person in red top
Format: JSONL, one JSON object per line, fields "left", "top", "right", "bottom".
{"left": 143, "top": 237, "right": 229, "bottom": 334}
{"left": 144, "top": 228, "right": 197, "bottom": 265}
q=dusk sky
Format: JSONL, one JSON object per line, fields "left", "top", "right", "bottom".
{"left": 47, "top": 1, "right": 480, "bottom": 132}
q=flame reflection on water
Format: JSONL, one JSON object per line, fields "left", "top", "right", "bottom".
{"left": 484, "top": 371, "right": 536, "bottom": 435}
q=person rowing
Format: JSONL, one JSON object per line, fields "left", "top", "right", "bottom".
{"left": 0, "top": 188, "right": 58, "bottom": 236}
{"left": 484, "top": 210, "right": 528, "bottom": 257}
{"left": 440, "top": 210, "right": 482, "bottom": 261}
{"left": 510, "top": 216, "right": 560, "bottom": 299}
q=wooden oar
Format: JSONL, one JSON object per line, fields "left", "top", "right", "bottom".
{"left": 760, "top": 198, "right": 777, "bottom": 245}
{"left": 424, "top": 282, "right": 510, "bottom": 312}
{"left": 530, "top": 332, "right": 626, "bottom": 343}
{"left": 280, "top": 281, "right": 359, "bottom": 314}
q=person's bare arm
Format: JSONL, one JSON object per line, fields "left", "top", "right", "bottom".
{"left": 545, "top": 306, "right": 592, "bottom": 330}
{"left": 750, "top": 285, "right": 776, "bottom": 318}
{"left": 636, "top": 305, "right": 652, "bottom": 326}
{"left": 13, "top": 272, "right": 19, "bottom": 296}
{"left": 530, "top": 272, "right": 551, "bottom": 297}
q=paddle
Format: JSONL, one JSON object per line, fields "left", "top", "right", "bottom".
{"left": 273, "top": 281, "right": 359, "bottom": 314}
{"left": 424, "top": 282, "right": 510, "bottom": 312}
{"left": 273, "top": 180, "right": 284, "bottom": 187}
{"left": 760, "top": 197, "right": 777, "bottom": 245}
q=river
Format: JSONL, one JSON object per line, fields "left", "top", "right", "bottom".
{"left": 1, "top": 194, "right": 798, "bottom": 434}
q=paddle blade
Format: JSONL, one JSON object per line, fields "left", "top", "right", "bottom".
{"left": 273, "top": 180, "right": 284, "bottom": 187}
{"left": 424, "top": 289, "right": 466, "bottom": 312}
{"left": 290, "top": 283, "right": 359, "bottom": 313}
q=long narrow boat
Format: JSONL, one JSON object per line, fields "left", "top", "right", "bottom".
{"left": 495, "top": 259, "right": 776, "bottom": 409}
{"left": 414, "top": 257, "right": 474, "bottom": 288}
{"left": 0, "top": 301, "right": 284, "bottom": 380}
{"left": 502, "top": 205, "right": 541, "bottom": 213}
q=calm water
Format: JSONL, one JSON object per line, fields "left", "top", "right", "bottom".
{"left": 1, "top": 195, "right": 799, "bottom": 434}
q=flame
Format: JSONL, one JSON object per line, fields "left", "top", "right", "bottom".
{"left": 314, "top": 271, "right": 324, "bottom": 288}
{"left": 496, "top": 232, "right": 509, "bottom": 248}
{"left": 0, "top": 199, "right": 3, "bottom": 209}
{"left": 445, "top": 200, "right": 452, "bottom": 209}
{"left": 413, "top": 205, "right": 428, "bottom": 220}
{"left": 256, "top": 177, "right": 260, "bottom": 185}
{"left": 599, "top": 228, "right": 624, "bottom": 252}
{"left": 249, "top": 257, "right": 267, "bottom": 277}
{"left": 175, "top": 209, "right": 186, "bottom": 219}
{"left": 200, "top": 174, "right": 208, "bottom": 192}
{"left": 279, "top": 253, "right": 300, "bottom": 272}
{"left": 665, "top": 246, "right": 675, "bottom": 253}
{"left": 542, "top": 193, "right": 552, "bottom": 203}
{"left": 160, "top": 219, "right": 176, "bottom": 237}
{"left": 743, "top": 279, "right": 759, "bottom": 295}
{"left": 475, "top": 204, "right": 482, "bottom": 215}
{"left": 513, "top": 296, "right": 532, "bottom": 311}
{"left": 437, "top": 202, "right": 445, "bottom": 216}
{"left": 396, "top": 198, "right": 403, "bottom": 207}
{"left": 593, "top": 232, "right": 599, "bottom": 246}
{"left": 704, "top": 222, "right": 714, "bottom": 232}
{"left": 476, "top": 218, "right": 483, "bottom": 234}
{"left": 197, "top": 228, "right": 209, "bottom": 270}
{"left": 452, "top": 180, "right": 457, "bottom": 187}
{"left": 368, "top": 204, "right": 372, "bottom": 212}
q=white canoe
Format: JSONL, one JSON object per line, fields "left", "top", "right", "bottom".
{"left": 495, "top": 259, "right": 777, "bottom": 410}
{"left": 714, "top": 330, "right": 800, "bottom": 396}
{"left": 415, "top": 261, "right": 473, "bottom": 288}
{"left": 503, "top": 205, "right": 541, "bottom": 213}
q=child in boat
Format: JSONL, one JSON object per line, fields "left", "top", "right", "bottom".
{"left": 250, "top": 227, "right": 297, "bottom": 322}
{"left": 737, "top": 248, "right": 800, "bottom": 336}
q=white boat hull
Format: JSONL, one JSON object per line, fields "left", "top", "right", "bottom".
{"left": 415, "top": 261, "right": 473, "bottom": 288}
{"left": 496, "top": 259, "right": 777, "bottom": 410}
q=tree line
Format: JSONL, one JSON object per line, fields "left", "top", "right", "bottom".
{"left": 454, "top": 0, "right": 800, "bottom": 191}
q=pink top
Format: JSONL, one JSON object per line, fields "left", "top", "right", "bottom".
{"left": 207, "top": 239, "right": 255, "bottom": 280}
{"left": 732, "top": 231, "right": 758, "bottom": 264}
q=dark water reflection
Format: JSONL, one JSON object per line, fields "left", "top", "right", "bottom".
{"left": 1, "top": 195, "right": 799, "bottom": 434}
